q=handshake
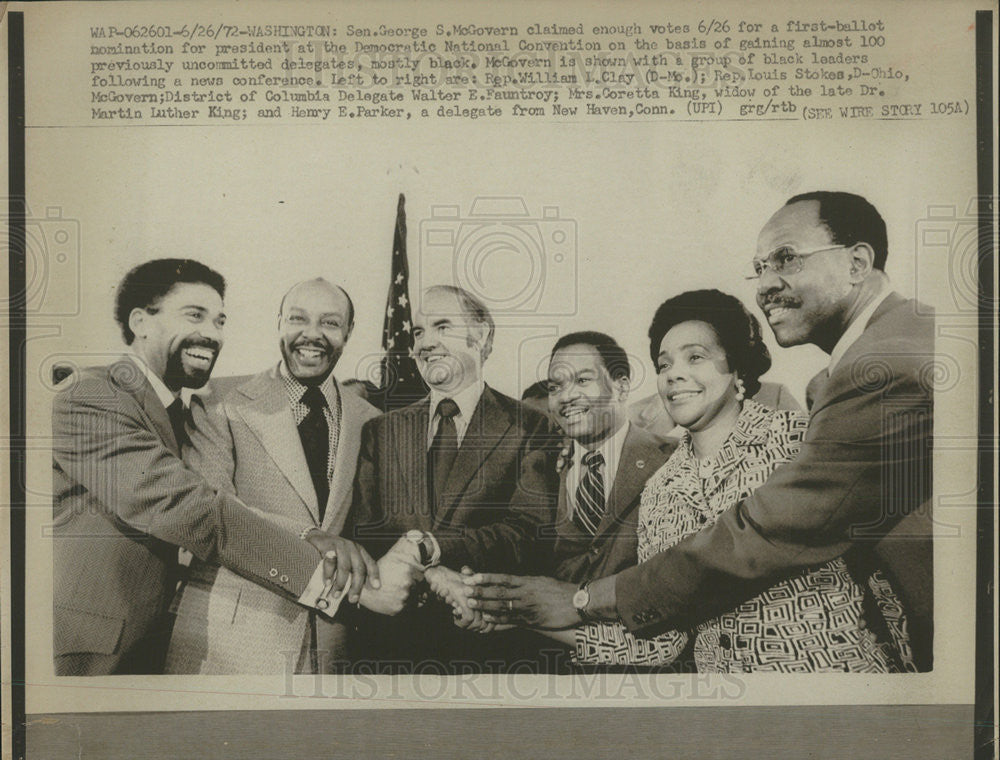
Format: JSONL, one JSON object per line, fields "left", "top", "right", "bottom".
{"left": 302, "top": 530, "right": 509, "bottom": 629}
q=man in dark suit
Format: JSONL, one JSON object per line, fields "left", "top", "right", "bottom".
{"left": 52, "top": 259, "right": 376, "bottom": 676}
{"left": 346, "top": 284, "right": 556, "bottom": 670}
{"left": 469, "top": 191, "right": 935, "bottom": 671}
{"left": 544, "top": 331, "right": 675, "bottom": 585}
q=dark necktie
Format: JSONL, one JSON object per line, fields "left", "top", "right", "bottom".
{"left": 298, "top": 386, "right": 330, "bottom": 521}
{"left": 166, "top": 398, "right": 188, "bottom": 450}
{"left": 574, "top": 450, "right": 606, "bottom": 535}
{"left": 429, "top": 398, "right": 460, "bottom": 510}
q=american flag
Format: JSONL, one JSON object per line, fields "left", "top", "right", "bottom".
{"left": 379, "top": 193, "right": 427, "bottom": 411}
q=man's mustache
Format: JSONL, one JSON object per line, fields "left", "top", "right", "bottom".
{"left": 759, "top": 295, "right": 801, "bottom": 309}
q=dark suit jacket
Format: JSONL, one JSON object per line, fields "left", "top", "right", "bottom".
{"left": 615, "top": 294, "right": 935, "bottom": 670}
{"left": 346, "top": 384, "right": 557, "bottom": 668}
{"left": 349, "top": 384, "right": 556, "bottom": 568}
{"left": 549, "top": 424, "right": 675, "bottom": 584}
{"left": 51, "top": 359, "right": 323, "bottom": 675}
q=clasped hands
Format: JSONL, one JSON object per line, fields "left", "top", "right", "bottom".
{"left": 303, "top": 530, "right": 423, "bottom": 614}
{"left": 429, "top": 569, "right": 581, "bottom": 632}
{"left": 304, "top": 529, "right": 581, "bottom": 630}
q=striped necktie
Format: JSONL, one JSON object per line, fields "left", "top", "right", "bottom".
{"left": 574, "top": 450, "right": 605, "bottom": 535}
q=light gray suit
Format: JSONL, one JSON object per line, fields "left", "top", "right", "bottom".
{"left": 164, "top": 366, "right": 379, "bottom": 674}
{"left": 52, "top": 359, "right": 324, "bottom": 676}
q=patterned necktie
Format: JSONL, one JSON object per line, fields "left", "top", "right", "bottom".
{"left": 429, "top": 398, "right": 460, "bottom": 510}
{"left": 574, "top": 450, "right": 606, "bottom": 535}
{"left": 166, "top": 398, "right": 187, "bottom": 450}
{"left": 298, "top": 386, "right": 330, "bottom": 521}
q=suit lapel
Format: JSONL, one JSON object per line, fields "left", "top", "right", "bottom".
{"left": 321, "top": 388, "right": 366, "bottom": 533}
{"left": 141, "top": 381, "right": 180, "bottom": 456}
{"left": 805, "top": 369, "right": 828, "bottom": 412}
{"left": 114, "top": 356, "right": 181, "bottom": 456}
{"left": 597, "top": 425, "right": 658, "bottom": 535}
{"left": 437, "top": 386, "right": 512, "bottom": 520}
{"left": 395, "top": 400, "right": 434, "bottom": 531}
{"left": 556, "top": 463, "right": 571, "bottom": 524}
{"left": 811, "top": 292, "right": 906, "bottom": 414}
{"left": 235, "top": 369, "right": 320, "bottom": 522}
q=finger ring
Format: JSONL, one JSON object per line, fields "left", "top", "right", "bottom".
{"left": 507, "top": 600, "right": 513, "bottom": 612}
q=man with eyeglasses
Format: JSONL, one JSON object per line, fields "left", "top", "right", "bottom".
{"left": 467, "top": 191, "right": 936, "bottom": 672}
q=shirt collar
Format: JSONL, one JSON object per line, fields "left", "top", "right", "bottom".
{"left": 571, "top": 417, "right": 631, "bottom": 473}
{"left": 127, "top": 351, "right": 184, "bottom": 409}
{"left": 429, "top": 378, "right": 484, "bottom": 421}
{"left": 828, "top": 282, "right": 890, "bottom": 375}
{"left": 279, "top": 361, "right": 340, "bottom": 408}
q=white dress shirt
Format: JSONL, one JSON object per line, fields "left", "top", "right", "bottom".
{"left": 565, "top": 419, "right": 631, "bottom": 519}
{"left": 828, "top": 282, "right": 891, "bottom": 375}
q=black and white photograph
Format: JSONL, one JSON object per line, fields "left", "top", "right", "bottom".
{"left": 3, "top": 0, "right": 995, "bottom": 757}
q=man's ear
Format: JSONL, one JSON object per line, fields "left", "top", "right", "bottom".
{"left": 128, "top": 308, "right": 148, "bottom": 341}
{"left": 848, "top": 242, "right": 876, "bottom": 282}
{"left": 614, "top": 375, "right": 631, "bottom": 402}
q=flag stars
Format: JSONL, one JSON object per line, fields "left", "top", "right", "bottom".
{"left": 395, "top": 273, "right": 404, "bottom": 285}
{"left": 397, "top": 294, "right": 408, "bottom": 308}
{"left": 386, "top": 305, "right": 394, "bottom": 318}
{"left": 402, "top": 320, "right": 411, "bottom": 332}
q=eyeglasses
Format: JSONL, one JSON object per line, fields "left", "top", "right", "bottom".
{"left": 747, "top": 244, "right": 849, "bottom": 280}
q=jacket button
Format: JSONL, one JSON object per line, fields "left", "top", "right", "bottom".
{"left": 280, "top": 574, "right": 289, "bottom": 583}
{"left": 269, "top": 568, "right": 278, "bottom": 577}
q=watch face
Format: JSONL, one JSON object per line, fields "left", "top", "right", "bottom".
{"left": 572, "top": 589, "right": 590, "bottom": 611}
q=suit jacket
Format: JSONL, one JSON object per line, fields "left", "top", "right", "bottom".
{"left": 51, "top": 359, "right": 324, "bottom": 676}
{"left": 629, "top": 381, "right": 802, "bottom": 442}
{"left": 164, "top": 367, "right": 380, "bottom": 674}
{"left": 549, "top": 423, "right": 675, "bottom": 584}
{"left": 346, "top": 384, "right": 557, "bottom": 668}
{"left": 615, "top": 293, "right": 935, "bottom": 670}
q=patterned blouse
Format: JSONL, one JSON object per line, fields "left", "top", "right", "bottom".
{"left": 574, "top": 399, "right": 914, "bottom": 673}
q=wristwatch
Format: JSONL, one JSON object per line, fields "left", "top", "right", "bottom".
{"left": 405, "top": 529, "right": 436, "bottom": 567}
{"left": 572, "top": 581, "right": 593, "bottom": 622}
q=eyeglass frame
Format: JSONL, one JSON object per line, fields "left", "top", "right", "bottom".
{"left": 746, "top": 244, "right": 851, "bottom": 280}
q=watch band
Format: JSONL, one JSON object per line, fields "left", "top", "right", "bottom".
{"left": 574, "top": 580, "right": 594, "bottom": 622}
